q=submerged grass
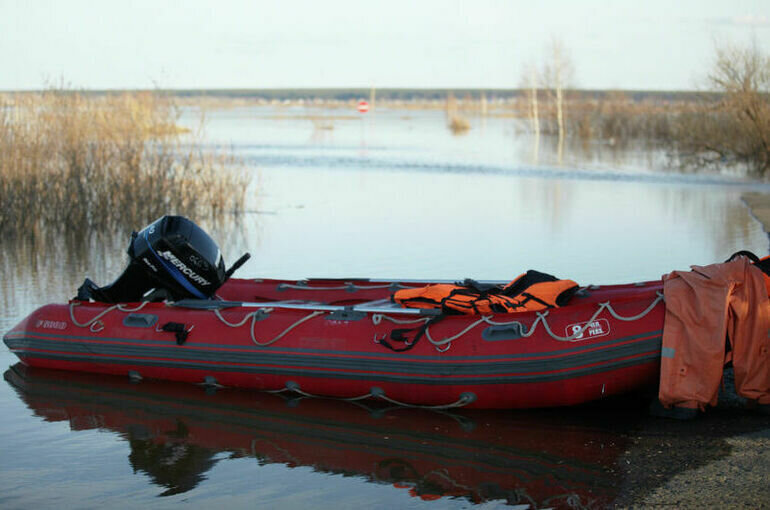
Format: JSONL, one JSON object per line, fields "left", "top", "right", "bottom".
{"left": 0, "top": 90, "right": 250, "bottom": 238}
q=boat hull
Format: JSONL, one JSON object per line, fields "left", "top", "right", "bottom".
{"left": 3, "top": 278, "right": 664, "bottom": 408}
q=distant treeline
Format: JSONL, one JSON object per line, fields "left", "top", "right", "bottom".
{"left": 6, "top": 87, "right": 716, "bottom": 104}
{"left": 173, "top": 88, "right": 720, "bottom": 103}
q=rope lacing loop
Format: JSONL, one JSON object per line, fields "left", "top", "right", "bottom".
{"left": 425, "top": 317, "right": 486, "bottom": 351}
{"left": 69, "top": 301, "right": 150, "bottom": 329}
{"left": 371, "top": 313, "right": 429, "bottom": 326}
{"left": 251, "top": 310, "right": 325, "bottom": 347}
{"left": 213, "top": 308, "right": 268, "bottom": 328}
{"left": 213, "top": 307, "right": 325, "bottom": 347}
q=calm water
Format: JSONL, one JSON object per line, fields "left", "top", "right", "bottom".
{"left": 1, "top": 106, "right": 768, "bottom": 509}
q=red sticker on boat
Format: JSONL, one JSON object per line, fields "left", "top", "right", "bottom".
{"left": 566, "top": 318, "right": 610, "bottom": 341}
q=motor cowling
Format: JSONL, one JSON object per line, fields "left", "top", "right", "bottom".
{"left": 79, "top": 216, "right": 245, "bottom": 303}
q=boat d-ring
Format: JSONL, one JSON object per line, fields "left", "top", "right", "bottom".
{"left": 89, "top": 320, "right": 105, "bottom": 333}
{"left": 157, "top": 322, "right": 195, "bottom": 345}
{"left": 155, "top": 323, "right": 195, "bottom": 333}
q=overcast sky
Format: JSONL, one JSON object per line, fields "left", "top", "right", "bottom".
{"left": 1, "top": 0, "right": 768, "bottom": 91}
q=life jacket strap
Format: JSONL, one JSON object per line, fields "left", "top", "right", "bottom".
{"left": 378, "top": 316, "right": 444, "bottom": 352}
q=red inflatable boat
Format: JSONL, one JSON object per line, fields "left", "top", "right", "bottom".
{"left": 3, "top": 275, "right": 664, "bottom": 409}
{"left": 3, "top": 215, "right": 665, "bottom": 409}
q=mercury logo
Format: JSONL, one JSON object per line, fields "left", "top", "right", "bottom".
{"left": 158, "top": 250, "right": 211, "bottom": 286}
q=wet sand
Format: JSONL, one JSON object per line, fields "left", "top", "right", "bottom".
{"left": 614, "top": 386, "right": 770, "bottom": 508}
{"left": 613, "top": 193, "right": 770, "bottom": 508}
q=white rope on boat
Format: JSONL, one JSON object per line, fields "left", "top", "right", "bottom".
{"left": 69, "top": 301, "right": 149, "bottom": 328}
{"left": 374, "top": 291, "right": 665, "bottom": 351}
{"left": 371, "top": 313, "right": 429, "bottom": 326}
{"left": 249, "top": 310, "right": 326, "bottom": 347}
{"left": 605, "top": 292, "right": 665, "bottom": 321}
{"left": 535, "top": 292, "right": 665, "bottom": 342}
{"left": 277, "top": 282, "right": 403, "bottom": 291}
{"left": 425, "top": 318, "right": 487, "bottom": 350}
{"left": 68, "top": 291, "right": 665, "bottom": 353}
{"left": 212, "top": 306, "right": 327, "bottom": 346}
{"left": 213, "top": 308, "right": 259, "bottom": 328}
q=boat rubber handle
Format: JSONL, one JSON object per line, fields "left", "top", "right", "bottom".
{"left": 225, "top": 253, "right": 251, "bottom": 281}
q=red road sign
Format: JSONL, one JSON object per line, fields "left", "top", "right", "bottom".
{"left": 357, "top": 101, "right": 369, "bottom": 113}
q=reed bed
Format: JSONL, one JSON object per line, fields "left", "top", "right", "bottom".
{"left": 565, "top": 93, "right": 681, "bottom": 144}
{"left": 0, "top": 90, "right": 250, "bottom": 238}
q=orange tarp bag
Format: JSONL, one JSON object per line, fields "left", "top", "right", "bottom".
{"left": 732, "top": 251, "right": 770, "bottom": 296}
{"left": 658, "top": 256, "right": 770, "bottom": 412}
{"left": 761, "top": 255, "right": 770, "bottom": 296}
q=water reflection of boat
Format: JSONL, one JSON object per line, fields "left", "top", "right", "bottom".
{"left": 4, "top": 363, "right": 631, "bottom": 507}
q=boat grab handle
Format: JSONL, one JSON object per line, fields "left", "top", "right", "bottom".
{"left": 123, "top": 313, "right": 158, "bottom": 328}
{"left": 481, "top": 323, "right": 528, "bottom": 341}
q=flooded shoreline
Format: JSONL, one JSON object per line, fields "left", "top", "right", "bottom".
{"left": 1, "top": 105, "right": 769, "bottom": 508}
{"left": 743, "top": 192, "right": 770, "bottom": 248}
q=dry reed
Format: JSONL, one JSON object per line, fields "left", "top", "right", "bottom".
{"left": 566, "top": 92, "right": 679, "bottom": 144}
{"left": 445, "top": 93, "right": 471, "bottom": 135}
{"left": 448, "top": 115, "right": 471, "bottom": 135}
{"left": 0, "top": 90, "right": 250, "bottom": 238}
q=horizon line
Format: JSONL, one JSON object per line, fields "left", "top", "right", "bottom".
{"left": 0, "top": 86, "right": 711, "bottom": 95}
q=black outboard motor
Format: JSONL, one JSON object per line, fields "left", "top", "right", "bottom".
{"left": 78, "top": 216, "right": 250, "bottom": 303}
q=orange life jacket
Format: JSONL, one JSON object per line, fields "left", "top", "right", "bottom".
{"left": 393, "top": 270, "right": 578, "bottom": 315}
